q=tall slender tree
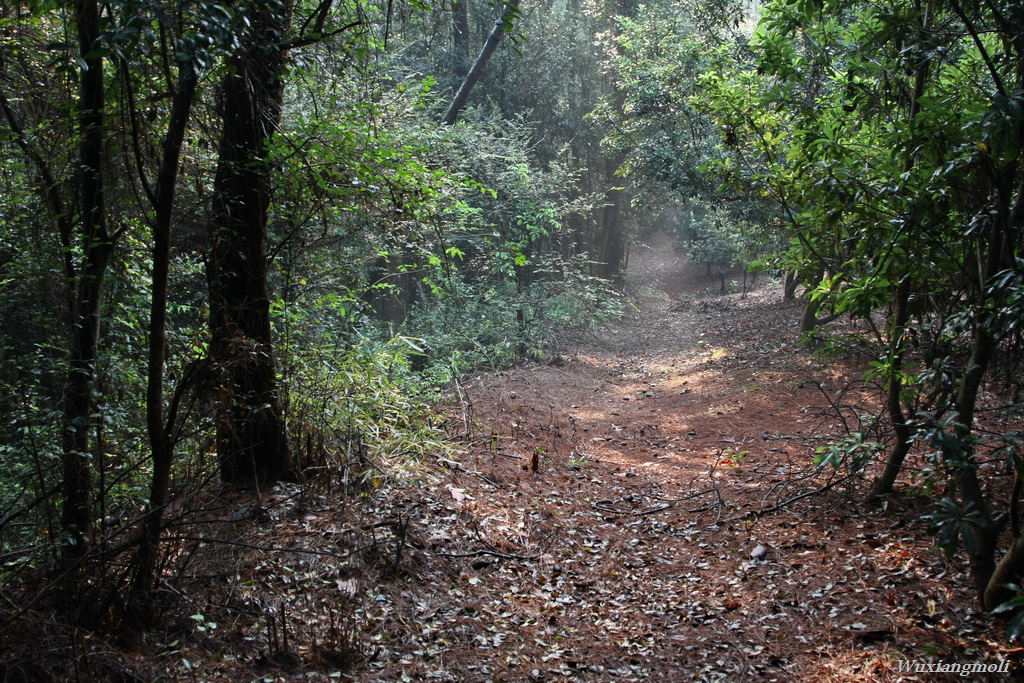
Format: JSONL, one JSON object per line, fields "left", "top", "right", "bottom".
{"left": 61, "top": 0, "right": 120, "bottom": 557}
{"left": 130, "top": 52, "right": 199, "bottom": 618}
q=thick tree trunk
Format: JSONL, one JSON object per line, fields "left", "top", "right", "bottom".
{"left": 783, "top": 271, "right": 798, "bottom": 299}
{"left": 798, "top": 296, "right": 819, "bottom": 335}
{"left": 369, "top": 250, "right": 419, "bottom": 323}
{"left": 441, "top": 0, "right": 520, "bottom": 125}
{"left": 208, "top": 2, "right": 294, "bottom": 486}
{"left": 62, "top": 245, "right": 111, "bottom": 555}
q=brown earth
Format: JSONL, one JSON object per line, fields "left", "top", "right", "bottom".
{"left": 109, "top": 233, "right": 1020, "bottom": 681}
{"left": 379, "top": 232, "right": 1014, "bottom": 681}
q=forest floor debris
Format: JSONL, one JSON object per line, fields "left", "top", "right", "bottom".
{"left": 99, "top": 234, "right": 1021, "bottom": 681}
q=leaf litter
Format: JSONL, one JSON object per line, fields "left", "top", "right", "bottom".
{"left": 129, "top": 233, "right": 1020, "bottom": 681}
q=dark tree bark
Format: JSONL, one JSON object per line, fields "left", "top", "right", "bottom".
{"left": 369, "top": 249, "right": 419, "bottom": 323}
{"left": 441, "top": 0, "right": 520, "bottom": 125}
{"left": 129, "top": 59, "right": 199, "bottom": 619}
{"left": 597, "top": 181, "right": 626, "bottom": 286}
{"left": 61, "top": 0, "right": 115, "bottom": 557}
{"left": 798, "top": 295, "right": 820, "bottom": 335}
{"left": 783, "top": 271, "right": 798, "bottom": 299}
{"left": 871, "top": 31, "right": 930, "bottom": 498}
{"left": 959, "top": 324, "right": 1000, "bottom": 604}
{"left": 986, "top": 534, "right": 1024, "bottom": 610}
{"left": 962, "top": 178, "right": 1020, "bottom": 607}
{"left": 207, "top": 0, "right": 294, "bottom": 486}
{"left": 871, "top": 278, "right": 914, "bottom": 497}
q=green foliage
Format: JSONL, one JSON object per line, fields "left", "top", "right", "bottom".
{"left": 676, "top": 0, "right": 1024, "bottom": 607}
{"left": 720, "top": 448, "right": 749, "bottom": 467}
{"left": 991, "top": 586, "right": 1024, "bottom": 641}
{"left": 926, "top": 499, "right": 991, "bottom": 559}
{"left": 283, "top": 335, "right": 450, "bottom": 471}
{"left": 814, "top": 433, "right": 882, "bottom": 472}
{"left": 266, "top": 70, "right": 622, "bottom": 380}
{"left": 189, "top": 613, "right": 218, "bottom": 633}
{"left": 405, "top": 250, "right": 623, "bottom": 382}
{"left": 594, "top": 3, "right": 735, "bottom": 196}
{"left": 370, "top": 114, "right": 622, "bottom": 376}
{"left": 682, "top": 202, "right": 782, "bottom": 276}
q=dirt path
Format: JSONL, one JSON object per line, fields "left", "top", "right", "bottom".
{"left": 143, "top": 235, "right": 1013, "bottom": 682}
{"left": 354, "top": 234, "right": 1006, "bottom": 681}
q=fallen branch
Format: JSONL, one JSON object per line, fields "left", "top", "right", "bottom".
{"left": 434, "top": 548, "right": 540, "bottom": 561}
{"left": 437, "top": 458, "right": 504, "bottom": 487}
{"left": 629, "top": 503, "right": 674, "bottom": 516}
{"left": 720, "top": 471, "right": 860, "bottom": 523}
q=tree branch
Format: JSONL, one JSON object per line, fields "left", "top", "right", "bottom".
{"left": 441, "top": 0, "right": 522, "bottom": 125}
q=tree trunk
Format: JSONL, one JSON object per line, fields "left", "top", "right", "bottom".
{"left": 957, "top": 326, "right": 999, "bottom": 603}
{"left": 985, "top": 534, "right": 1024, "bottom": 611}
{"left": 951, "top": 161, "right": 1017, "bottom": 607}
{"left": 968, "top": 178, "right": 1023, "bottom": 609}
{"left": 596, "top": 153, "right": 626, "bottom": 286}
{"left": 598, "top": 190, "right": 625, "bottom": 285}
{"left": 871, "top": 16, "right": 931, "bottom": 497}
{"left": 871, "top": 278, "right": 914, "bottom": 497}
{"left": 61, "top": 0, "right": 112, "bottom": 558}
{"left": 783, "top": 271, "right": 798, "bottom": 299}
{"left": 798, "top": 296, "right": 819, "bottom": 335}
{"left": 208, "top": 1, "right": 294, "bottom": 486}
{"left": 369, "top": 250, "right": 418, "bottom": 323}
{"left": 129, "top": 60, "right": 198, "bottom": 620}
{"left": 949, "top": 153, "right": 1020, "bottom": 606}
{"left": 441, "top": 0, "right": 520, "bottom": 125}
{"left": 452, "top": 0, "right": 470, "bottom": 93}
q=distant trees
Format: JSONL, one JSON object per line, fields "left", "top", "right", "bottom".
{"left": 592, "top": 0, "right": 776, "bottom": 281}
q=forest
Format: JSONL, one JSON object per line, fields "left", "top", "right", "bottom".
{"left": 0, "top": 0, "right": 1023, "bottom": 678}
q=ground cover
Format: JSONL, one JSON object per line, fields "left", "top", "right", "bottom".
{"left": 24, "top": 233, "right": 1017, "bottom": 682}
